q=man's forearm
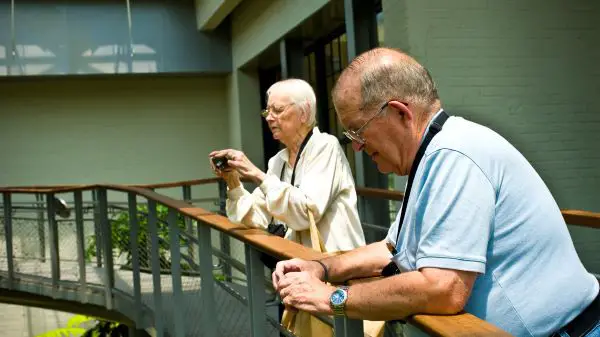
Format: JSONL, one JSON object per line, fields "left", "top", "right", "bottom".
{"left": 342, "top": 268, "right": 475, "bottom": 321}
{"left": 320, "top": 240, "right": 391, "bottom": 283}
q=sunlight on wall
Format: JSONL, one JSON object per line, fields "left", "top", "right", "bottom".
{"left": 0, "top": 45, "right": 6, "bottom": 75}
{"left": 81, "top": 43, "right": 157, "bottom": 74}
{"left": 7, "top": 44, "right": 55, "bottom": 75}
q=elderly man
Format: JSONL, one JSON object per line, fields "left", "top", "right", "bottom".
{"left": 272, "top": 48, "right": 600, "bottom": 337}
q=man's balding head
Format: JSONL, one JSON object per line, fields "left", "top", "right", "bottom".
{"left": 332, "top": 48, "right": 442, "bottom": 176}
{"left": 332, "top": 47, "right": 439, "bottom": 118}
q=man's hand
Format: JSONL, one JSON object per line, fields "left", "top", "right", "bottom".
{"left": 272, "top": 258, "right": 325, "bottom": 290}
{"left": 277, "top": 271, "right": 336, "bottom": 315}
{"left": 209, "top": 149, "right": 266, "bottom": 184}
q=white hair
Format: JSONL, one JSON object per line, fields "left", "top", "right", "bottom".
{"left": 266, "top": 78, "right": 317, "bottom": 127}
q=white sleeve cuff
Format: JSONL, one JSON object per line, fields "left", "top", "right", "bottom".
{"left": 259, "top": 174, "right": 280, "bottom": 195}
{"left": 227, "top": 186, "right": 245, "bottom": 200}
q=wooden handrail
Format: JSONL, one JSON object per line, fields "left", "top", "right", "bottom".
{"left": 356, "top": 186, "right": 404, "bottom": 201}
{"left": 410, "top": 313, "right": 511, "bottom": 337}
{"left": 2, "top": 177, "right": 597, "bottom": 230}
{"left": 561, "top": 209, "right": 600, "bottom": 229}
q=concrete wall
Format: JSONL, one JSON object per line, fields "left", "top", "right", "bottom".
{"left": 195, "top": 0, "right": 243, "bottom": 31}
{"left": 382, "top": 0, "right": 600, "bottom": 272}
{"left": 0, "top": 75, "right": 229, "bottom": 190}
{"left": 230, "top": 0, "right": 330, "bottom": 68}
{"left": 0, "top": 0, "right": 231, "bottom": 76}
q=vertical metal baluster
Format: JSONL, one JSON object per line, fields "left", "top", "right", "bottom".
{"left": 148, "top": 199, "right": 164, "bottom": 337}
{"left": 92, "top": 190, "right": 102, "bottom": 267}
{"left": 334, "top": 317, "right": 346, "bottom": 337}
{"left": 36, "top": 193, "right": 46, "bottom": 263}
{"left": 168, "top": 208, "right": 185, "bottom": 337}
{"left": 74, "top": 190, "right": 87, "bottom": 303}
{"left": 3, "top": 192, "right": 14, "bottom": 289}
{"left": 128, "top": 193, "right": 142, "bottom": 327}
{"left": 344, "top": 318, "right": 364, "bottom": 337}
{"left": 197, "top": 222, "right": 217, "bottom": 337}
{"left": 182, "top": 185, "right": 194, "bottom": 264}
{"left": 217, "top": 180, "right": 232, "bottom": 281}
{"left": 46, "top": 192, "right": 60, "bottom": 297}
{"left": 245, "top": 244, "right": 266, "bottom": 337}
{"left": 97, "top": 188, "right": 114, "bottom": 310}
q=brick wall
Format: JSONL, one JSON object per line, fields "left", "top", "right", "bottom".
{"left": 382, "top": 0, "right": 600, "bottom": 272}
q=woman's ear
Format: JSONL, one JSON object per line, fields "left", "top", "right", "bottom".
{"left": 300, "top": 102, "right": 310, "bottom": 124}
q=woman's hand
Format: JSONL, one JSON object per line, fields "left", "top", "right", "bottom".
{"left": 209, "top": 149, "right": 266, "bottom": 185}
{"left": 209, "top": 152, "right": 241, "bottom": 189}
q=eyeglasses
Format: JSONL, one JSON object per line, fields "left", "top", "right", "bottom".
{"left": 261, "top": 103, "right": 294, "bottom": 118}
{"left": 343, "top": 102, "right": 389, "bottom": 146}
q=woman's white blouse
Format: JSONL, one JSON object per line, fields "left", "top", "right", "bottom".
{"left": 226, "top": 127, "right": 366, "bottom": 252}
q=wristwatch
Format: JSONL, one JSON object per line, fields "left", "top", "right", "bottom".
{"left": 329, "top": 286, "right": 349, "bottom": 316}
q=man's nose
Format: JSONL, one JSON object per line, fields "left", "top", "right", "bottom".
{"left": 352, "top": 141, "right": 364, "bottom": 152}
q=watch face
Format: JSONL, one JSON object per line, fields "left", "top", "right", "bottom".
{"left": 331, "top": 289, "right": 347, "bottom": 306}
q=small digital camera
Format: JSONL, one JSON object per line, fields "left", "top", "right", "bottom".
{"left": 212, "top": 156, "right": 230, "bottom": 171}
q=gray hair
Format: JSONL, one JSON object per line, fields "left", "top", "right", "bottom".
{"left": 267, "top": 78, "right": 317, "bottom": 127}
{"left": 360, "top": 60, "right": 439, "bottom": 110}
{"left": 333, "top": 48, "right": 439, "bottom": 114}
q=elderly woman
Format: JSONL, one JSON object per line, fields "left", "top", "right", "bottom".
{"left": 209, "top": 78, "right": 365, "bottom": 253}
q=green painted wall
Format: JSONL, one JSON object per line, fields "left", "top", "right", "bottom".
{"left": 0, "top": 75, "right": 229, "bottom": 200}
{"left": 382, "top": 0, "right": 600, "bottom": 273}
{"left": 227, "top": 68, "right": 265, "bottom": 169}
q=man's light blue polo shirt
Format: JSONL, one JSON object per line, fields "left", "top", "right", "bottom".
{"left": 386, "top": 111, "right": 599, "bottom": 337}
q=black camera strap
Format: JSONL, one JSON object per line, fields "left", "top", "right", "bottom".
{"left": 268, "top": 129, "right": 314, "bottom": 231}
{"left": 391, "top": 111, "right": 449, "bottom": 255}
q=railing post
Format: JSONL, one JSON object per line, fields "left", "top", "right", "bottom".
{"left": 35, "top": 193, "right": 46, "bottom": 263}
{"left": 147, "top": 199, "right": 164, "bottom": 337}
{"left": 218, "top": 180, "right": 232, "bottom": 281}
{"left": 46, "top": 192, "right": 60, "bottom": 296}
{"left": 345, "top": 318, "right": 365, "bottom": 337}
{"left": 74, "top": 190, "right": 87, "bottom": 303}
{"left": 334, "top": 317, "right": 346, "bottom": 337}
{"left": 128, "top": 193, "right": 143, "bottom": 328}
{"left": 182, "top": 185, "right": 195, "bottom": 264}
{"left": 2, "top": 192, "right": 14, "bottom": 289}
{"left": 97, "top": 188, "right": 114, "bottom": 310}
{"left": 197, "top": 221, "right": 218, "bottom": 337}
{"left": 334, "top": 317, "right": 364, "bottom": 337}
{"left": 168, "top": 208, "right": 186, "bottom": 337}
{"left": 245, "top": 244, "right": 267, "bottom": 337}
{"left": 92, "top": 190, "right": 102, "bottom": 267}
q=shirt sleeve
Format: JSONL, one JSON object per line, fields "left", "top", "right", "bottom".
{"left": 413, "top": 149, "right": 495, "bottom": 274}
{"left": 259, "top": 138, "right": 344, "bottom": 231}
{"left": 225, "top": 184, "right": 271, "bottom": 229}
{"left": 225, "top": 156, "right": 279, "bottom": 229}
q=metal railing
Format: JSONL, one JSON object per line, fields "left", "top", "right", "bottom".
{"left": 5, "top": 178, "right": 595, "bottom": 336}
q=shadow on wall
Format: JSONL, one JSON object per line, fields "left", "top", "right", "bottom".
{"left": 0, "top": 0, "right": 231, "bottom": 76}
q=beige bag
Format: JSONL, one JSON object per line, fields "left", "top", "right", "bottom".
{"left": 280, "top": 211, "right": 385, "bottom": 337}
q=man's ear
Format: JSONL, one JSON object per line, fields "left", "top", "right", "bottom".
{"left": 388, "top": 100, "right": 414, "bottom": 124}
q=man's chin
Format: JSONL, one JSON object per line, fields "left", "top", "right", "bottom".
{"left": 374, "top": 159, "right": 394, "bottom": 174}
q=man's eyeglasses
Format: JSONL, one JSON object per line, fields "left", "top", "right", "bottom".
{"left": 343, "top": 102, "right": 389, "bottom": 146}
